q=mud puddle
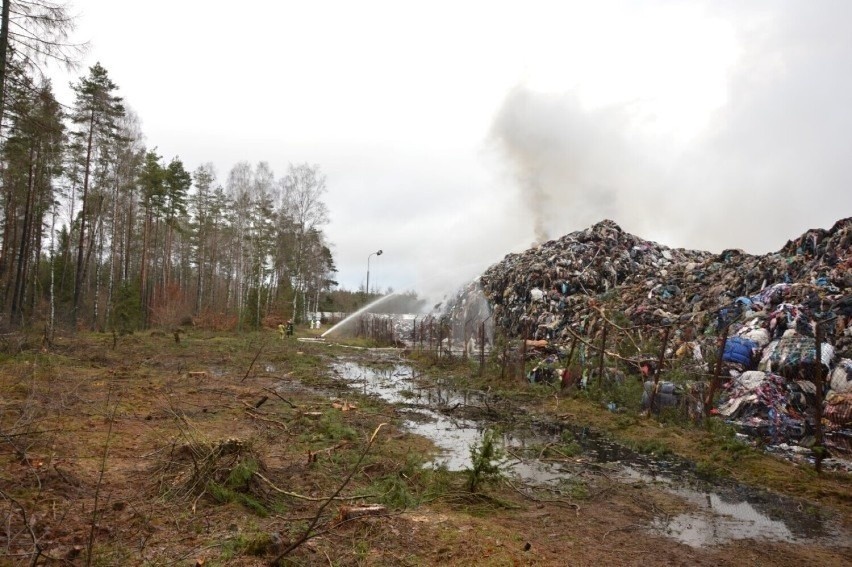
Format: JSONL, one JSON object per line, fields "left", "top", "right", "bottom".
{"left": 330, "top": 357, "right": 850, "bottom": 548}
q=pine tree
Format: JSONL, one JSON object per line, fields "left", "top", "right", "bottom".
{"left": 68, "top": 62, "right": 124, "bottom": 328}
{"left": 0, "top": 71, "right": 63, "bottom": 326}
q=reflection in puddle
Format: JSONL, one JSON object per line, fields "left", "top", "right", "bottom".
{"left": 331, "top": 360, "right": 483, "bottom": 470}
{"left": 617, "top": 466, "right": 829, "bottom": 546}
{"left": 330, "top": 358, "right": 849, "bottom": 548}
{"left": 653, "top": 488, "right": 794, "bottom": 547}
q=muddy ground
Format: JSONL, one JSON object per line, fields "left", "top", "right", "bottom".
{"left": 0, "top": 330, "right": 849, "bottom": 566}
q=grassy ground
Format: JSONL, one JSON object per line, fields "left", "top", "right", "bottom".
{"left": 0, "top": 327, "right": 848, "bottom": 565}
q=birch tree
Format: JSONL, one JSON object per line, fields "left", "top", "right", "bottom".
{"left": 279, "top": 163, "right": 328, "bottom": 322}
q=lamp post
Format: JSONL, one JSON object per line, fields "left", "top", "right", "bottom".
{"left": 366, "top": 249, "right": 383, "bottom": 299}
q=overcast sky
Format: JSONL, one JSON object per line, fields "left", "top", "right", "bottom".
{"left": 52, "top": 0, "right": 852, "bottom": 300}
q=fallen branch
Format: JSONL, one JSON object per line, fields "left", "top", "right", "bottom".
{"left": 563, "top": 326, "right": 633, "bottom": 364}
{"left": 270, "top": 423, "right": 387, "bottom": 563}
{"left": 243, "top": 409, "right": 290, "bottom": 431}
{"left": 338, "top": 504, "right": 387, "bottom": 521}
{"left": 262, "top": 388, "right": 297, "bottom": 409}
{"left": 254, "top": 472, "right": 374, "bottom": 502}
{"left": 240, "top": 340, "right": 268, "bottom": 383}
{"left": 0, "top": 487, "right": 56, "bottom": 565}
{"left": 504, "top": 479, "right": 580, "bottom": 514}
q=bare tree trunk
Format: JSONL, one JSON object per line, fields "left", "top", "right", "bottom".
{"left": 124, "top": 188, "right": 134, "bottom": 281}
{"left": 194, "top": 239, "right": 204, "bottom": 315}
{"left": 105, "top": 173, "right": 120, "bottom": 328}
{"left": 28, "top": 183, "right": 45, "bottom": 317}
{"left": 10, "top": 145, "right": 37, "bottom": 324}
{"left": 139, "top": 205, "right": 151, "bottom": 327}
{"left": 49, "top": 202, "right": 57, "bottom": 341}
{"left": 256, "top": 270, "right": 262, "bottom": 328}
{"left": 0, "top": 189, "right": 14, "bottom": 290}
{"left": 92, "top": 209, "right": 105, "bottom": 331}
{"left": 0, "top": 0, "right": 11, "bottom": 139}
{"left": 72, "top": 109, "right": 96, "bottom": 329}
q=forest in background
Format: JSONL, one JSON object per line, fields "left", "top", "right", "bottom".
{"left": 0, "top": 0, "right": 356, "bottom": 335}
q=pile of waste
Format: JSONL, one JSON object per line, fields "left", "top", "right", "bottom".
{"left": 456, "top": 217, "right": 852, "bottom": 463}
{"left": 475, "top": 218, "right": 850, "bottom": 346}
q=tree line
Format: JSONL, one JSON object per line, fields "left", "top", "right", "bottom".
{"left": 0, "top": 1, "right": 336, "bottom": 334}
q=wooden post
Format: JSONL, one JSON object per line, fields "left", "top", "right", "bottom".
{"left": 500, "top": 333, "right": 507, "bottom": 381}
{"left": 565, "top": 335, "right": 578, "bottom": 370}
{"left": 648, "top": 326, "right": 671, "bottom": 414}
{"left": 479, "top": 321, "right": 486, "bottom": 376}
{"left": 814, "top": 322, "right": 825, "bottom": 474}
{"left": 704, "top": 325, "right": 730, "bottom": 416}
{"left": 597, "top": 322, "right": 608, "bottom": 388}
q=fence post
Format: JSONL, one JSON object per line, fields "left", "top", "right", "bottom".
{"left": 566, "top": 335, "right": 578, "bottom": 368}
{"left": 814, "top": 322, "right": 825, "bottom": 474}
{"left": 500, "top": 332, "right": 507, "bottom": 380}
{"left": 704, "top": 325, "right": 730, "bottom": 416}
{"left": 479, "top": 321, "right": 486, "bottom": 376}
{"left": 597, "top": 322, "right": 608, "bottom": 388}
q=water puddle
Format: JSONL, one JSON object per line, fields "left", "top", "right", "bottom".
{"left": 329, "top": 357, "right": 850, "bottom": 548}
{"left": 650, "top": 483, "right": 796, "bottom": 547}
{"left": 331, "top": 360, "right": 486, "bottom": 471}
{"left": 618, "top": 465, "right": 842, "bottom": 547}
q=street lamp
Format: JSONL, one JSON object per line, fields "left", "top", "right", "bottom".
{"left": 366, "top": 249, "right": 383, "bottom": 299}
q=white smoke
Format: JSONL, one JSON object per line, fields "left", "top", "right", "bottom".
{"left": 490, "top": 87, "right": 658, "bottom": 244}
{"left": 488, "top": 1, "right": 852, "bottom": 254}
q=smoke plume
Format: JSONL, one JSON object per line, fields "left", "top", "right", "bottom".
{"left": 488, "top": 2, "right": 852, "bottom": 254}
{"left": 490, "top": 87, "right": 654, "bottom": 244}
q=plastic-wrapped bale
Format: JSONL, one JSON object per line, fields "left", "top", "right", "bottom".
{"left": 642, "top": 381, "right": 681, "bottom": 411}
{"left": 830, "top": 359, "right": 852, "bottom": 393}
{"left": 824, "top": 392, "right": 852, "bottom": 426}
{"left": 739, "top": 326, "right": 771, "bottom": 348}
{"left": 760, "top": 335, "right": 835, "bottom": 373}
{"left": 723, "top": 336, "right": 758, "bottom": 367}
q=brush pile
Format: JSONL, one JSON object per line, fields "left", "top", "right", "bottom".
{"left": 152, "top": 437, "right": 270, "bottom": 509}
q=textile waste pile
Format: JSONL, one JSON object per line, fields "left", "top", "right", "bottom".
{"left": 451, "top": 217, "right": 852, "bottom": 466}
